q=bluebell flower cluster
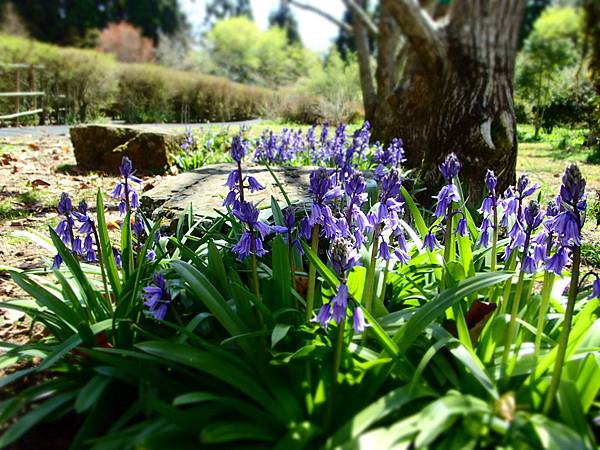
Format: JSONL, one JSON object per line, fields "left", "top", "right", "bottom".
{"left": 224, "top": 134, "right": 264, "bottom": 209}
{"left": 316, "top": 237, "right": 365, "bottom": 333}
{"left": 180, "top": 127, "right": 196, "bottom": 154}
{"left": 478, "top": 170, "right": 497, "bottom": 247}
{"left": 53, "top": 194, "right": 100, "bottom": 267}
{"left": 224, "top": 134, "right": 280, "bottom": 260}
{"left": 367, "top": 168, "right": 409, "bottom": 263}
{"left": 143, "top": 272, "right": 172, "bottom": 320}
{"left": 251, "top": 122, "right": 373, "bottom": 171}
{"left": 373, "top": 138, "right": 405, "bottom": 179}
{"left": 112, "top": 156, "right": 142, "bottom": 217}
{"left": 301, "top": 168, "right": 343, "bottom": 240}
{"left": 424, "top": 153, "right": 466, "bottom": 253}
{"left": 543, "top": 165, "right": 587, "bottom": 275}
{"left": 500, "top": 174, "right": 539, "bottom": 259}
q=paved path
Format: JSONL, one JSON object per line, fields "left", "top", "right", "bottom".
{"left": 0, "top": 119, "right": 264, "bottom": 138}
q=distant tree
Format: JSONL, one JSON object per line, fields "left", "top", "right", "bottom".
{"left": 335, "top": 9, "right": 356, "bottom": 59}
{"left": 0, "top": 1, "right": 29, "bottom": 37}
{"left": 205, "top": 0, "right": 253, "bottom": 27}
{"left": 0, "top": 0, "right": 186, "bottom": 45}
{"left": 515, "top": 7, "right": 584, "bottom": 136}
{"left": 205, "top": 16, "right": 313, "bottom": 86}
{"left": 269, "top": 1, "right": 301, "bottom": 45}
{"left": 96, "top": 21, "right": 155, "bottom": 63}
{"left": 584, "top": 0, "right": 600, "bottom": 144}
{"left": 519, "top": 0, "right": 552, "bottom": 48}
{"left": 155, "top": 30, "right": 194, "bottom": 70}
{"left": 288, "top": 0, "right": 527, "bottom": 200}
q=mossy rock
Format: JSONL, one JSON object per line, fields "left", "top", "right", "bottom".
{"left": 70, "top": 124, "right": 181, "bottom": 173}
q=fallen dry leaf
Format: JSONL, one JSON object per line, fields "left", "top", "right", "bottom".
{"left": 31, "top": 179, "right": 51, "bottom": 187}
{"left": 107, "top": 220, "right": 122, "bottom": 230}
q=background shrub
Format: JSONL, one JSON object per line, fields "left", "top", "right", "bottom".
{"left": 0, "top": 34, "right": 275, "bottom": 124}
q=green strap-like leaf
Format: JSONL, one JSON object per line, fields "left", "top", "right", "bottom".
{"left": 393, "top": 272, "right": 513, "bottom": 353}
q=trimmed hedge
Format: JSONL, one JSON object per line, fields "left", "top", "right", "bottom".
{"left": 0, "top": 35, "right": 274, "bottom": 124}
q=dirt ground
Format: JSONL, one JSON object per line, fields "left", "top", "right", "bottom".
{"left": 0, "top": 134, "right": 165, "bottom": 341}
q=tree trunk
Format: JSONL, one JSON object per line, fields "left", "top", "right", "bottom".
{"left": 373, "top": 0, "right": 525, "bottom": 202}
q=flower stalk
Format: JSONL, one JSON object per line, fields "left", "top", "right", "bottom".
{"left": 305, "top": 224, "right": 320, "bottom": 321}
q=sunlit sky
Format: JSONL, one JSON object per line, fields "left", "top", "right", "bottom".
{"left": 179, "top": 0, "right": 344, "bottom": 53}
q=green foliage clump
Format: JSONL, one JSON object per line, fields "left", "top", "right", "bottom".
{"left": 276, "top": 49, "right": 364, "bottom": 124}
{"left": 515, "top": 6, "right": 596, "bottom": 134}
{"left": 205, "top": 16, "right": 316, "bottom": 87}
{"left": 1, "top": 142, "right": 599, "bottom": 450}
{"left": 0, "top": 34, "right": 275, "bottom": 124}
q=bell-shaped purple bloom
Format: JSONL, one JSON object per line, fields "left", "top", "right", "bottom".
{"left": 52, "top": 253, "right": 63, "bottom": 269}
{"left": 423, "top": 231, "right": 442, "bottom": 251}
{"left": 560, "top": 164, "right": 586, "bottom": 205}
{"left": 439, "top": 153, "right": 461, "bottom": 180}
{"left": 352, "top": 306, "right": 366, "bottom": 333}
{"left": 455, "top": 218, "right": 469, "bottom": 237}
{"left": 549, "top": 211, "right": 581, "bottom": 246}
{"left": 523, "top": 200, "right": 544, "bottom": 231}
{"left": 231, "top": 134, "right": 249, "bottom": 163}
{"left": 485, "top": 170, "right": 497, "bottom": 193}
{"left": 329, "top": 237, "right": 360, "bottom": 276}
{"left": 589, "top": 278, "right": 600, "bottom": 299}
{"left": 317, "top": 303, "right": 333, "bottom": 329}
{"left": 434, "top": 184, "right": 460, "bottom": 219}
{"left": 479, "top": 227, "right": 490, "bottom": 247}
{"left": 143, "top": 272, "right": 172, "bottom": 320}
{"left": 521, "top": 255, "right": 537, "bottom": 274}
{"left": 332, "top": 282, "right": 349, "bottom": 323}
{"left": 57, "top": 193, "right": 73, "bottom": 215}
{"left": 247, "top": 176, "right": 264, "bottom": 193}
{"left": 545, "top": 246, "right": 570, "bottom": 275}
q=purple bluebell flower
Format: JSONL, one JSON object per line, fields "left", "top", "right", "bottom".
{"left": 548, "top": 165, "right": 586, "bottom": 247}
{"left": 146, "top": 249, "right": 156, "bottom": 262}
{"left": 316, "top": 237, "right": 362, "bottom": 330}
{"left": 181, "top": 127, "right": 196, "bottom": 154}
{"left": 231, "top": 201, "right": 271, "bottom": 260}
{"left": 545, "top": 246, "right": 569, "bottom": 275}
{"left": 352, "top": 306, "right": 366, "bottom": 333}
{"left": 304, "top": 168, "right": 343, "bottom": 239}
{"left": 143, "top": 272, "right": 172, "bottom": 321}
{"left": 589, "top": 277, "right": 600, "bottom": 299}
{"left": 114, "top": 249, "right": 122, "bottom": 269}
{"left": 423, "top": 231, "right": 442, "bottom": 251}
{"left": 477, "top": 170, "right": 498, "bottom": 248}
{"left": 53, "top": 193, "right": 78, "bottom": 267}
{"left": 247, "top": 176, "right": 264, "bottom": 193}
{"left": 317, "top": 303, "right": 333, "bottom": 329}
{"left": 521, "top": 254, "right": 537, "bottom": 274}
{"left": 332, "top": 282, "right": 349, "bottom": 323}
{"left": 52, "top": 254, "right": 62, "bottom": 269}
{"left": 132, "top": 214, "right": 145, "bottom": 238}
{"left": 455, "top": 217, "right": 469, "bottom": 237}
{"left": 112, "top": 157, "right": 142, "bottom": 216}
{"left": 374, "top": 138, "right": 405, "bottom": 179}
{"left": 485, "top": 170, "right": 497, "bottom": 193}
{"left": 434, "top": 184, "right": 460, "bottom": 219}
{"left": 57, "top": 193, "right": 73, "bottom": 215}
{"left": 231, "top": 134, "right": 249, "bottom": 163}
{"left": 439, "top": 153, "right": 461, "bottom": 180}
{"left": 479, "top": 227, "right": 490, "bottom": 247}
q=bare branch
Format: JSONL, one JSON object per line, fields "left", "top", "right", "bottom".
{"left": 387, "top": 0, "right": 445, "bottom": 69}
{"left": 285, "top": 0, "right": 353, "bottom": 33}
{"left": 341, "top": 0, "right": 379, "bottom": 36}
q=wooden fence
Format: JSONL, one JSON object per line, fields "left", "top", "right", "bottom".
{"left": 0, "top": 62, "right": 45, "bottom": 125}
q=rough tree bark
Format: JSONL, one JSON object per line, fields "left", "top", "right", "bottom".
{"left": 288, "top": 0, "right": 526, "bottom": 202}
